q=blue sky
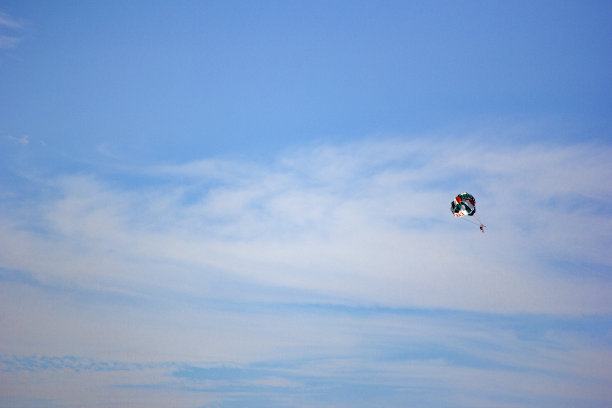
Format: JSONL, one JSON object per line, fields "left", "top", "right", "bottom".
{"left": 1, "top": 1, "right": 612, "bottom": 407}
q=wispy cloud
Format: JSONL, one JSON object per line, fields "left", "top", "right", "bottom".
{"left": 7, "top": 135, "right": 30, "bottom": 145}
{"left": 1, "top": 134, "right": 611, "bottom": 407}
{"left": 0, "top": 35, "right": 20, "bottom": 49}
{"left": 1, "top": 137, "right": 611, "bottom": 314}
{"left": 0, "top": 11, "right": 22, "bottom": 29}
{"left": 0, "top": 11, "right": 23, "bottom": 49}
{"left": 2, "top": 305, "right": 612, "bottom": 408}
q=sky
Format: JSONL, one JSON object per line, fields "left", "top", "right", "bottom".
{"left": 1, "top": 1, "right": 612, "bottom": 407}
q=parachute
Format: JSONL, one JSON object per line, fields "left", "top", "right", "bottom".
{"left": 451, "top": 192, "right": 485, "bottom": 232}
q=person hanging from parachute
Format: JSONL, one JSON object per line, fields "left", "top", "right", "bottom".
{"left": 451, "top": 192, "right": 485, "bottom": 232}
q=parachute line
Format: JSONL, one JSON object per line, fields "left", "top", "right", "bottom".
{"left": 460, "top": 216, "right": 480, "bottom": 226}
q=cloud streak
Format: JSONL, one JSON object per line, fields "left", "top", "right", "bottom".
{"left": 7, "top": 135, "right": 30, "bottom": 145}
{"left": 0, "top": 11, "right": 23, "bottom": 49}
{"left": 0, "top": 11, "right": 22, "bottom": 29}
{"left": 2, "top": 137, "right": 611, "bottom": 314}
{"left": 2, "top": 134, "right": 612, "bottom": 407}
{"left": 0, "top": 35, "right": 20, "bottom": 49}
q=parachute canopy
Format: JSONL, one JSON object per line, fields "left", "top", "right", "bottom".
{"left": 451, "top": 192, "right": 476, "bottom": 218}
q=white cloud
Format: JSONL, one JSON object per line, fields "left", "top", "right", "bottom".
{"left": 0, "top": 11, "right": 23, "bottom": 49}
{"left": 7, "top": 135, "right": 29, "bottom": 144}
{"left": 0, "top": 11, "right": 22, "bottom": 29}
{"left": 1, "top": 137, "right": 611, "bottom": 316}
{"left": 0, "top": 35, "right": 20, "bottom": 49}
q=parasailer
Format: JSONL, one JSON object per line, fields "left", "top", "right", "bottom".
{"left": 451, "top": 192, "right": 485, "bottom": 232}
